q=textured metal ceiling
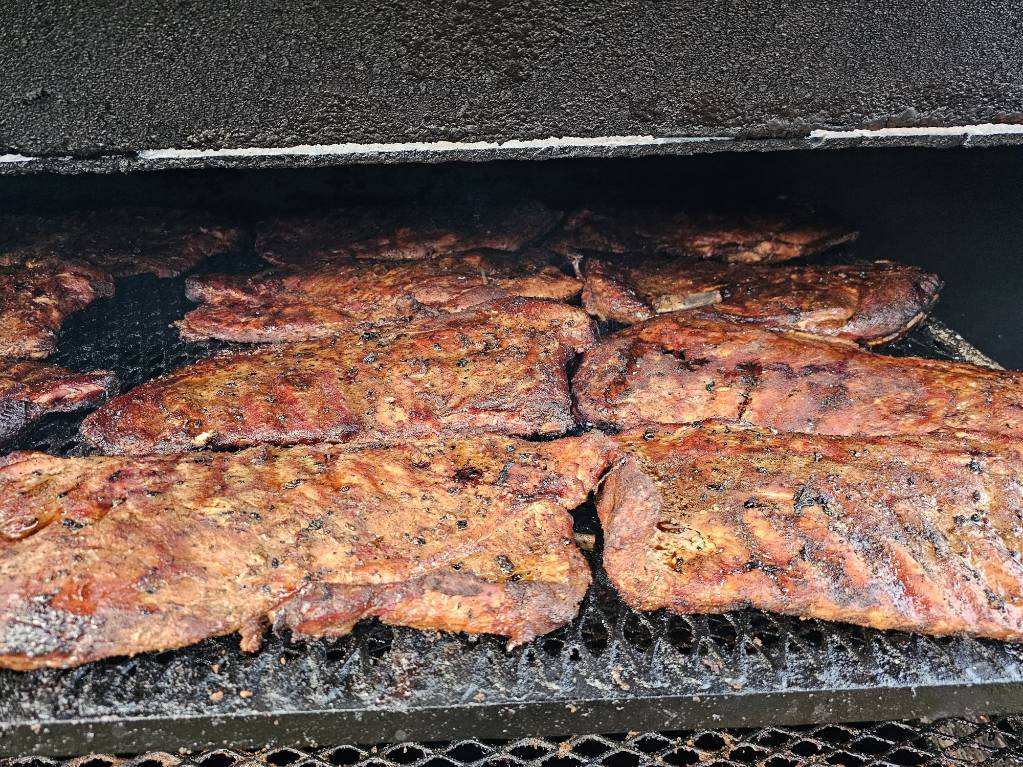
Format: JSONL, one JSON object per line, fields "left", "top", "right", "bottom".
{"left": 1, "top": 1, "right": 1022, "bottom": 171}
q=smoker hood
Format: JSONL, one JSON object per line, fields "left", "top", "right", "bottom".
{"left": 2, "top": 1, "right": 1023, "bottom": 174}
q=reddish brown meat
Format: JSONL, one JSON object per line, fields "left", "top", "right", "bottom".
{"left": 600, "top": 422, "right": 1023, "bottom": 641}
{"left": 84, "top": 298, "right": 595, "bottom": 455}
{"left": 256, "top": 201, "right": 560, "bottom": 265}
{"left": 62, "top": 208, "right": 244, "bottom": 278}
{"left": 0, "top": 431, "right": 615, "bottom": 669}
{"left": 582, "top": 257, "right": 941, "bottom": 345}
{"left": 573, "top": 314, "right": 1023, "bottom": 437}
{"left": 0, "top": 250, "right": 114, "bottom": 359}
{"left": 179, "top": 250, "right": 580, "bottom": 343}
{"left": 0, "top": 362, "right": 116, "bottom": 442}
{"left": 547, "top": 205, "right": 857, "bottom": 264}
{"left": 0, "top": 209, "right": 242, "bottom": 358}
{"left": 2, "top": 208, "right": 244, "bottom": 278}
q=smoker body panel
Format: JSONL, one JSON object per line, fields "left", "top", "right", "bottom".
{"left": 2, "top": 1, "right": 1023, "bottom": 172}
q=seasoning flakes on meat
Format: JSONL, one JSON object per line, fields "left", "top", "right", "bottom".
{"left": 0, "top": 432, "right": 616, "bottom": 669}
{"left": 179, "top": 250, "right": 580, "bottom": 343}
{"left": 547, "top": 205, "right": 857, "bottom": 264}
{"left": 84, "top": 298, "right": 595, "bottom": 454}
{"left": 256, "top": 200, "right": 560, "bottom": 265}
{"left": 573, "top": 314, "right": 1023, "bottom": 438}
{"left": 600, "top": 422, "right": 1023, "bottom": 641}
{"left": 0, "top": 361, "right": 116, "bottom": 442}
{"left": 582, "top": 257, "right": 941, "bottom": 345}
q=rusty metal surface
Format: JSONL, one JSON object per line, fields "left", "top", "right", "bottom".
{"left": 1, "top": 1, "right": 1022, "bottom": 172}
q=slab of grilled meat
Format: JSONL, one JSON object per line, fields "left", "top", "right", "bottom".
{"left": 582, "top": 257, "right": 941, "bottom": 345}
{"left": 84, "top": 298, "right": 595, "bottom": 455}
{"left": 56, "top": 208, "right": 244, "bottom": 278}
{"left": 546, "top": 205, "right": 857, "bottom": 264}
{"left": 2, "top": 208, "right": 244, "bottom": 278}
{"left": 0, "top": 431, "right": 615, "bottom": 669}
{"left": 573, "top": 314, "right": 1023, "bottom": 437}
{"left": 0, "top": 250, "right": 114, "bottom": 359}
{"left": 600, "top": 422, "right": 1023, "bottom": 641}
{"left": 256, "top": 200, "right": 560, "bottom": 265}
{"left": 0, "top": 209, "right": 242, "bottom": 358}
{"left": 0, "top": 362, "right": 116, "bottom": 443}
{"left": 179, "top": 250, "right": 581, "bottom": 343}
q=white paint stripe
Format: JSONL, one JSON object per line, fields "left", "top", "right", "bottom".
{"left": 134, "top": 134, "right": 730, "bottom": 161}
{"left": 809, "top": 123, "right": 1023, "bottom": 139}
{"left": 4, "top": 124, "right": 1023, "bottom": 165}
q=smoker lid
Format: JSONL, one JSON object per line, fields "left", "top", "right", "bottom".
{"left": 2, "top": 3, "right": 1023, "bottom": 174}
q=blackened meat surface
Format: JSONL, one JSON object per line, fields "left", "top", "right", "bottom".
{"left": 573, "top": 315, "right": 1023, "bottom": 437}
{"left": 179, "top": 250, "right": 580, "bottom": 343}
{"left": 256, "top": 201, "right": 560, "bottom": 265}
{"left": 0, "top": 432, "right": 615, "bottom": 670}
{"left": 84, "top": 298, "right": 595, "bottom": 454}
{"left": 600, "top": 422, "right": 1023, "bottom": 641}
{"left": 0, "top": 362, "right": 115, "bottom": 442}
{"left": 582, "top": 257, "right": 941, "bottom": 345}
{"left": 1, "top": 208, "right": 244, "bottom": 279}
{"left": 547, "top": 205, "right": 857, "bottom": 263}
{"left": 0, "top": 250, "right": 114, "bottom": 359}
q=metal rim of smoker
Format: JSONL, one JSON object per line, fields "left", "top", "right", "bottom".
{"left": 6, "top": 717, "right": 1023, "bottom": 767}
{"left": 3, "top": 125, "right": 1023, "bottom": 175}
{"left": 7, "top": 683, "right": 1023, "bottom": 759}
{"left": 2, "top": 252, "right": 1022, "bottom": 758}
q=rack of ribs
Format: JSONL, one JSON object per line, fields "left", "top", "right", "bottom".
{"left": 51, "top": 208, "right": 245, "bottom": 278}
{"left": 178, "top": 250, "right": 580, "bottom": 343}
{"left": 0, "top": 362, "right": 116, "bottom": 442}
{"left": 2, "top": 208, "right": 244, "bottom": 279}
{"left": 546, "top": 205, "right": 857, "bottom": 264}
{"left": 572, "top": 314, "right": 1023, "bottom": 437}
{"left": 83, "top": 298, "right": 595, "bottom": 454}
{"left": 255, "top": 200, "right": 560, "bottom": 265}
{"left": 599, "top": 422, "right": 1023, "bottom": 641}
{"left": 0, "top": 250, "right": 114, "bottom": 359}
{"left": 1, "top": 209, "right": 243, "bottom": 359}
{"left": 581, "top": 258, "right": 941, "bottom": 345}
{"left": 0, "top": 432, "right": 615, "bottom": 669}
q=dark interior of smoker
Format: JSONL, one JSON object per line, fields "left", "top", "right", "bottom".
{"left": 4, "top": 146, "right": 1023, "bottom": 764}
{"left": 7, "top": 146, "right": 1023, "bottom": 364}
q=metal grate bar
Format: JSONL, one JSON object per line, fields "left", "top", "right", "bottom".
{"left": 7, "top": 717, "right": 1023, "bottom": 767}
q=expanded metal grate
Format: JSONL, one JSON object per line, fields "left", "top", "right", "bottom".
{"left": 6, "top": 718, "right": 1023, "bottom": 767}
{"left": 4, "top": 246, "right": 1023, "bottom": 757}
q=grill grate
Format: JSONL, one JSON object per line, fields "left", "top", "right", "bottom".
{"left": 3, "top": 248, "right": 1023, "bottom": 757}
{"left": 6, "top": 717, "right": 1023, "bottom": 767}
